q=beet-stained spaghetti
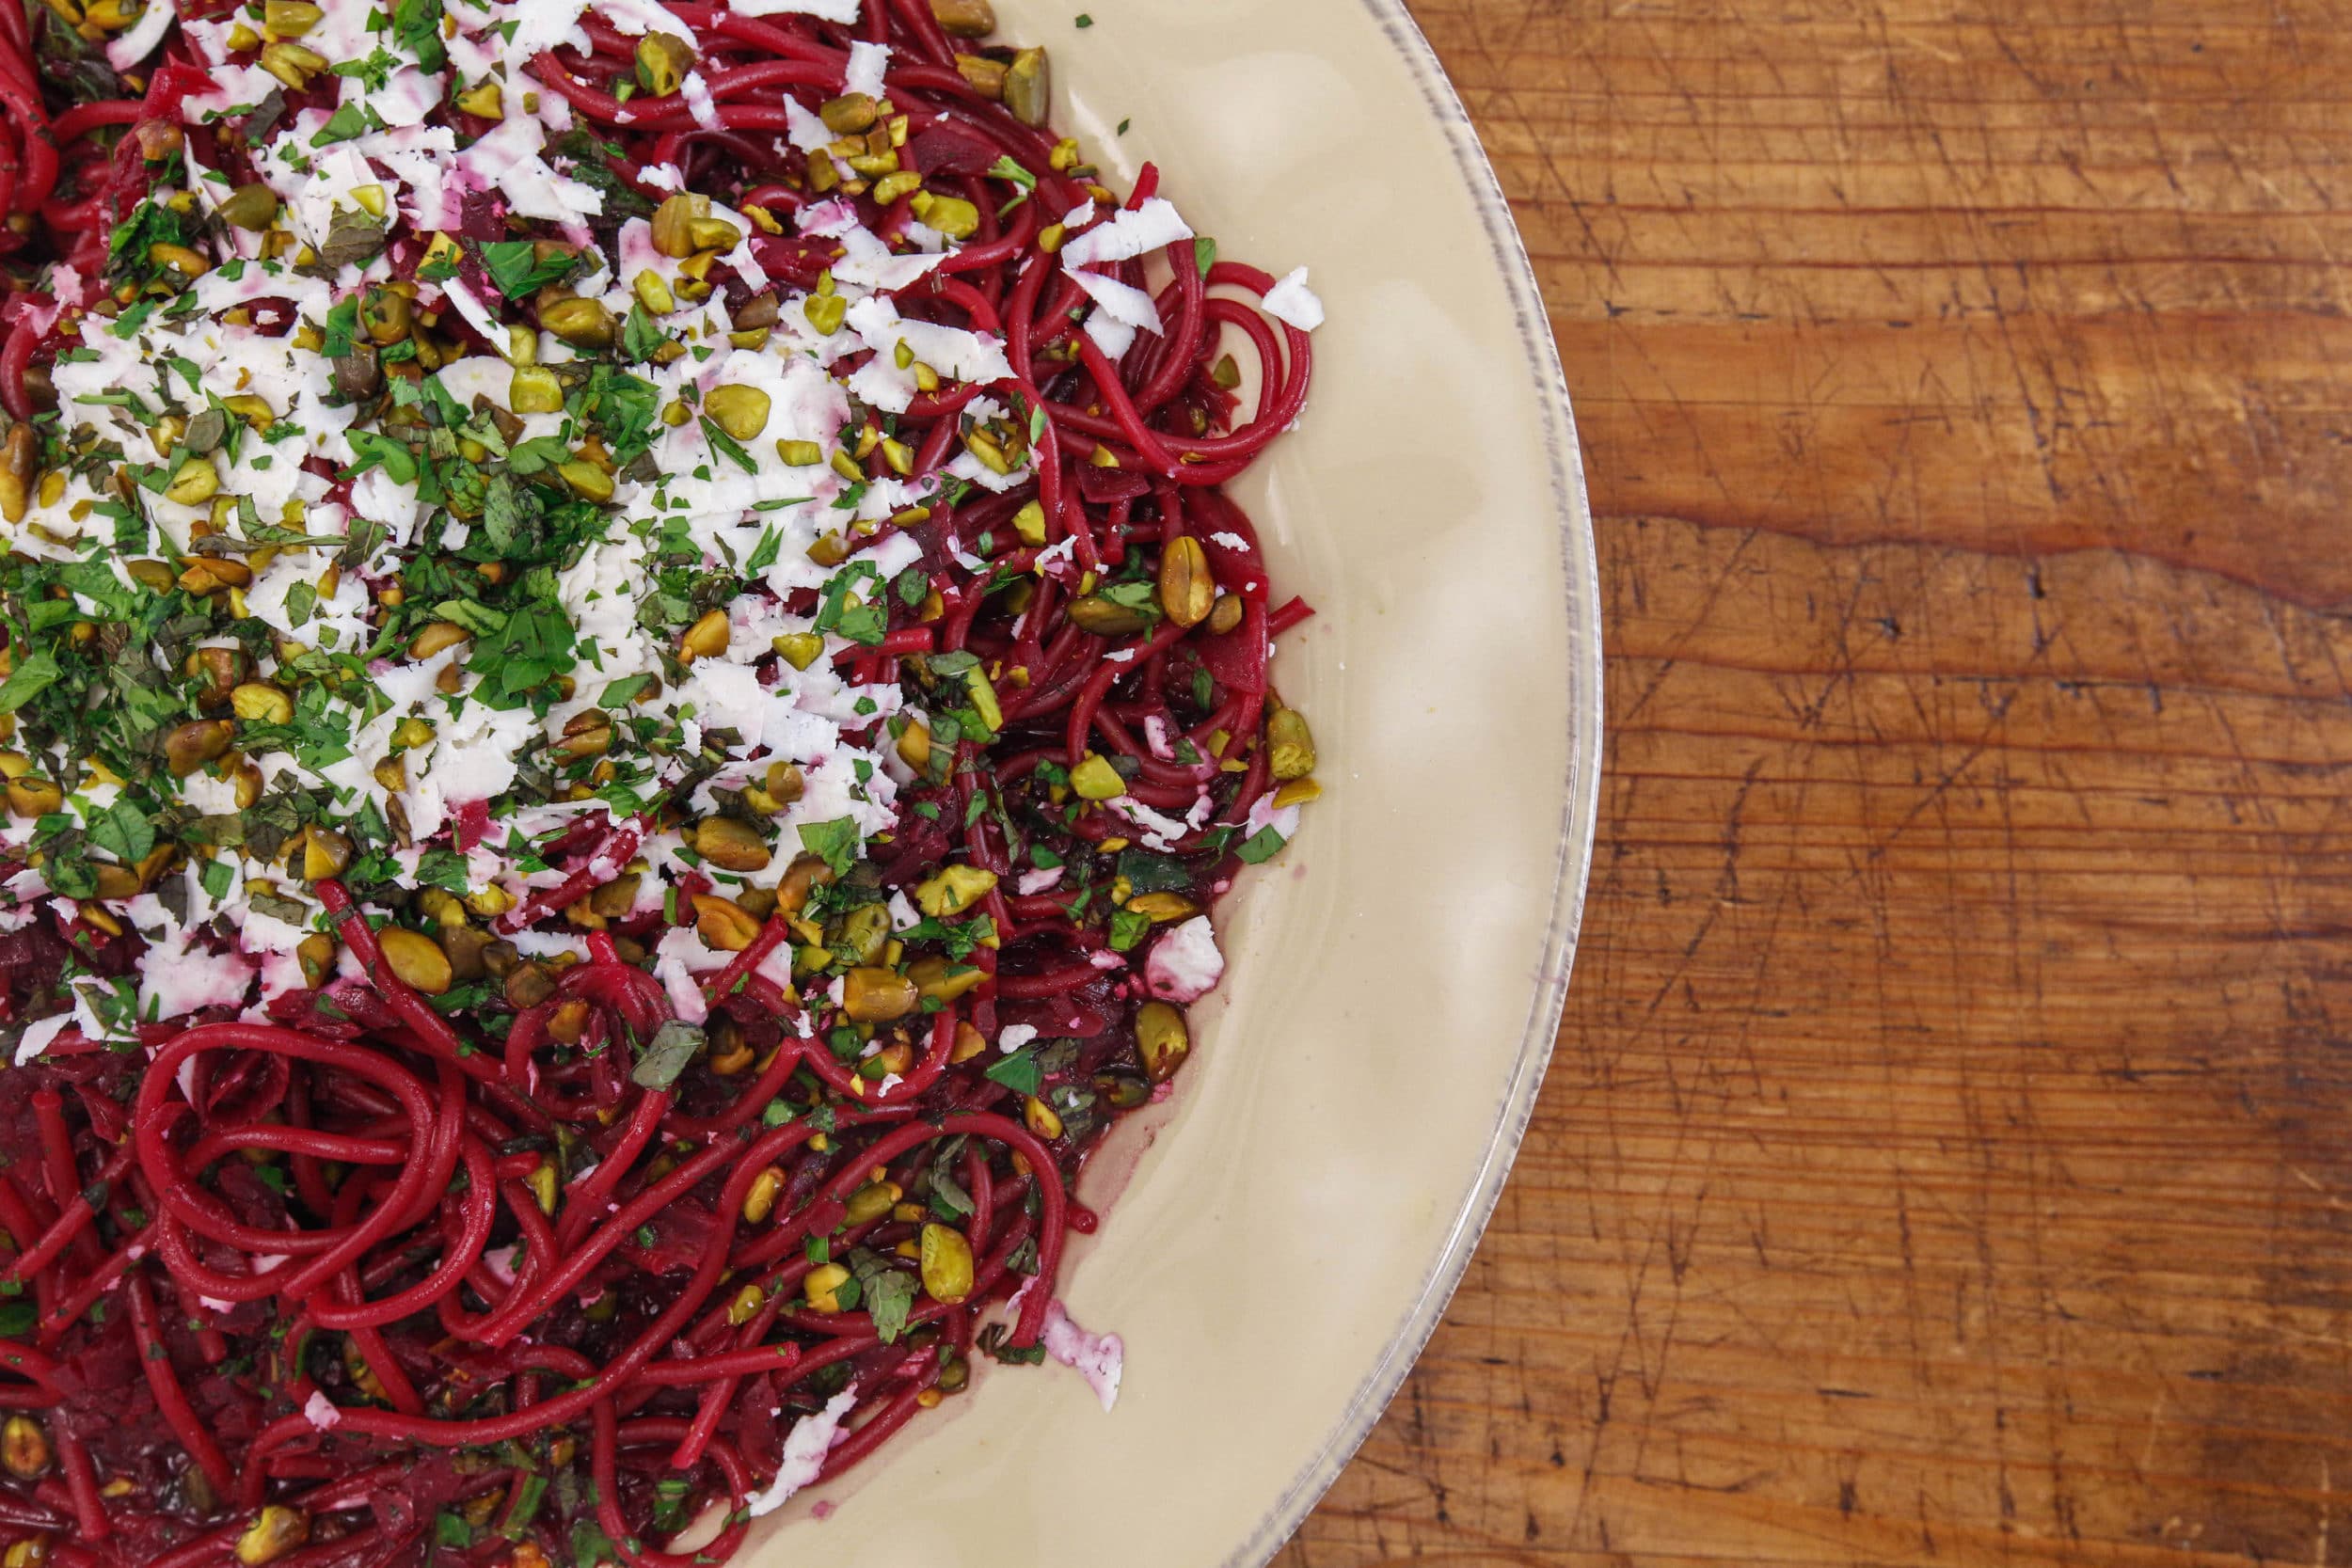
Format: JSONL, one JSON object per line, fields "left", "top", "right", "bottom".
{"left": 0, "top": 0, "right": 1322, "bottom": 1560}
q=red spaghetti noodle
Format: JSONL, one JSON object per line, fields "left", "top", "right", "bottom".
{"left": 0, "top": 0, "right": 1322, "bottom": 1562}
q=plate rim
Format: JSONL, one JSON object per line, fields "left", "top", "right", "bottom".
{"left": 1216, "top": 4, "right": 1603, "bottom": 1562}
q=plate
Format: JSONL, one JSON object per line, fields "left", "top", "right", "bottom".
{"left": 749, "top": 1, "right": 1600, "bottom": 1560}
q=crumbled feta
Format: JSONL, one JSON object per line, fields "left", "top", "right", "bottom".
{"left": 13, "top": 1013, "right": 71, "bottom": 1068}
{"left": 1261, "top": 267, "right": 1327, "bottom": 331}
{"left": 105, "top": 0, "right": 175, "bottom": 69}
{"left": 844, "top": 40, "right": 891, "bottom": 100}
{"left": 1059, "top": 198, "right": 1193, "bottom": 267}
{"left": 1041, "top": 1299, "right": 1125, "bottom": 1412}
{"left": 1145, "top": 916, "right": 1223, "bottom": 1003}
{"left": 744, "top": 1385, "right": 860, "bottom": 1516}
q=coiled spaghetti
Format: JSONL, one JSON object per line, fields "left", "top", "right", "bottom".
{"left": 0, "top": 0, "right": 1321, "bottom": 1562}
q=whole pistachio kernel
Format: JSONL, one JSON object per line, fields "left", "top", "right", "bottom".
{"left": 632, "top": 269, "right": 677, "bottom": 314}
{"left": 635, "top": 31, "right": 694, "bottom": 96}
{"left": 220, "top": 393, "right": 276, "bottom": 428}
{"left": 0, "top": 1416, "right": 48, "bottom": 1480}
{"left": 235, "top": 1506, "right": 310, "bottom": 1567}
{"left": 1206, "top": 592, "right": 1245, "bottom": 635}
{"left": 1067, "top": 594, "right": 1152, "bottom": 637}
{"left": 556, "top": 461, "right": 615, "bottom": 501}
{"left": 714, "top": 1163, "right": 777, "bottom": 1227}
{"left": 803, "top": 292, "right": 848, "bottom": 336}
{"left": 703, "top": 383, "right": 772, "bottom": 441}
{"left": 1136, "top": 1002, "right": 1190, "bottom": 1082}
{"left": 1024, "top": 1095, "right": 1064, "bottom": 1139}
{"left": 843, "top": 967, "right": 920, "bottom": 1022}
{"left": 162, "top": 455, "right": 219, "bottom": 507}
{"left": 922, "top": 196, "right": 981, "bottom": 239}
{"left": 1267, "top": 708, "right": 1316, "bottom": 780}
{"left": 686, "top": 215, "right": 743, "bottom": 252}
{"left": 649, "top": 192, "right": 708, "bottom": 257}
{"left": 819, "top": 91, "right": 879, "bottom": 135}
{"left": 299, "top": 826, "right": 354, "bottom": 881}
{"left": 409, "top": 621, "right": 472, "bottom": 659}
{"left": 258, "top": 40, "right": 327, "bottom": 88}
{"left": 920, "top": 1223, "right": 977, "bottom": 1303}
{"left": 1004, "top": 47, "right": 1051, "bottom": 127}
{"left": 695, "top": 893, "right": 764, "bottom": 952}
{"left": 955, "top": 53, "right": 1007, "bottom": 100}
{"left": 165, "top": 719, "right": 235, "bottom": 777}
{"left": 906, "top": 954, "right": 985, "bottom": 1005}
{"left": 824, "top": 905, "right": 888, "bottom": 970}
{"left": 772, "top": 631, "right": 824, "bottom": 669}
{"left": 540, "top": 295, "right": 614, "bottom": 348}
{"left": 230, "top": 682, "right": 294, "bottom": 724}
{"left": 218, "top": 181, "right": 279, "bottom": 230}
{"left": 843, "top": 1179, "right": 898, "bottom": 1227}
{"left": 507, "top": 365, "right": 563, "bottom": 414}
{"left": 0, "top": 427, "right": 30, "bottom": 526}
{"left": 930, "top": 0, "right": 995, "bottom": 37}
{"left": 1158, "top": 535, "right": 1216, "bottom": 628}
{"left": 358, "top": 286, "right": 410, "bottom": 344}
{"left": 803, "top": 1261, "right": 852, "bottom": 1312}
{"left": 735, "top": 292, "right": 783, "bottom": 332}
{"left": 3, "top": 776, "right": 59, "bottom": 817}
{"left": 692, "top": 816, "right": 772, "bottom": 872}
{"left": 262, "top": 0, "right": 322, "bottom": 33}
{"left": 678, "top": 608, "right": 732, "bottom": 661}
{"left": 377, "top": 927, "right": 453, "bottom": 995}
{"left": 1128, "top": 892, "right": 1200, "bottom": 924}
{"left": 869, "top": 170, "right": 923, "bottom": 207}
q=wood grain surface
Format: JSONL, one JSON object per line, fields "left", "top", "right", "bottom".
{"left": 1282, "top": 2, "right": 2352, "bottom": 1564}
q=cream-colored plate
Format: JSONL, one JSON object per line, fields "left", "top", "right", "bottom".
{"left": 750, "top": 2, "right": 1599, "bottom": 1560}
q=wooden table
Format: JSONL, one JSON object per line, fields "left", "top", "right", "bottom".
{"left": 1286, "top": 3, "right": 2351, "bottom": 1563}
